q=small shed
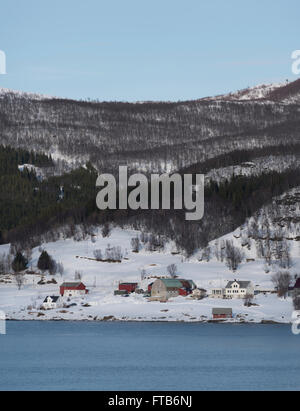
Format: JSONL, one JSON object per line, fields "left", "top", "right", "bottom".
{"left": 212, "top": 307, "right": 233, "bottom": 319}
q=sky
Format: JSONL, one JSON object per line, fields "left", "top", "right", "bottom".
{"left": 0, "top": 0, "right": 299, "bottom": 101}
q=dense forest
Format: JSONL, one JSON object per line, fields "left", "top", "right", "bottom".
{"left": 1, "top": 144, "right": 300, "bottom": 258}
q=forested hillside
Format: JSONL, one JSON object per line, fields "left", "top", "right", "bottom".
{"left": 1, "top": 79, "right": 300, "bottom": 174}
{"left": 1, "top": 80, "right": 300, "bottom": 256}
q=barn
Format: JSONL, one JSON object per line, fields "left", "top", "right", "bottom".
{"left": 212, "top": 308, "right": 233, "bottom": 319}
{"left": 151, "top": 278, "right": 196, "bottom": 300}
{"left": 60, "top": 282, "right": 88, "bottom": 297}
{"left": 118, "top": 283, "right": 138, "bottom": 293}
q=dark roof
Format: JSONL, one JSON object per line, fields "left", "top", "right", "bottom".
{"left": 212, "top": 308, "right": 232, "bottom": 315}
{"left": 43, "top": 296, "right": 60, "bottom": 303}
{"left": 225, "top": 280, "right": 251, "bottom": 289}
{"left": 159, "top": 278, "right": 196, "bottom": 289}
{"left": 60, "top": 282, "right": 84, "bottom": 288}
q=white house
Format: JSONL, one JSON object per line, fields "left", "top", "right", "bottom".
{"left": 224, "top": 280, "right": 254, "bottom": 299}
{"left": 210, "top": 288, "right": 225, "bottom": 299}
{"left": 42, "top": 296, "right": 63, "bottom": 310}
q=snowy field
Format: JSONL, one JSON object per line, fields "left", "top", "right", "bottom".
{"left": 0, "top": 227, "right": 297, "bottom": 323}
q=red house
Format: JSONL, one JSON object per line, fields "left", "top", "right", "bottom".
{"left": 118, "top": 283, "right": 138, "bottom": 293}
{"left": 60, "top": 282, "right": 88, "bottom": 297}
{"left": 212, "top": 308, "right": 233, "bottom": 319}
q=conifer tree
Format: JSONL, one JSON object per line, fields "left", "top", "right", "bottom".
{"left": 12, "top": 252, "right": 28, "bottom": 272}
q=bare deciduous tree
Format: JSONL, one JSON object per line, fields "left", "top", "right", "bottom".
{"left": 93, "top": 249, "right": 103, "bottom": 261}
{"left": 244, "top": 293, "right": 254, "bottom": 307}
{"left": 15, "top": 273, "right": 25, "bottom": 290}
{"left": 225, "top": 240, "right": 244, "bottom": 271}
{"left": 0, "top": 253, "right": 11, "bottom": 275}
{"left": 75, "top": 270, "right": 83, "bottom": 281}
{"left": 140, "top": 269, "right": 147, "bottom": 280}
{"left": 271, "top": 271, "right": 292, "bottom": 298}
{"left": 57, "top": 262, "right": 64, "bottom": 276}
{"left": 167, "top": 264, "right": 178, "bottom": 278}
{"left": 202, "top": 246, "right": 211, "bottom": 262}
{"left": 101, "top": 223, "right": 111, "bottom": 238}
{"left": 105, "top": 244, "right": 123, "bottom": 261}
{"left": 131, "top": 237, "right": 140, "bottom": 253}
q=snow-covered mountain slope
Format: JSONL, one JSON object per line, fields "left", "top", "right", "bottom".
{"left": 267, "top": 78, "right": 300, "bottom": 104}
{"left": 1, "top": 79, "right": 300, "bottom": 175}
{"left": 201, "top": 78, "right": 300, "bottom": 103}
{"left": 202, "top": 187, "right": 300, "bottom": 271}
{"left": 0, "top": 87, "right": 55, "bottom": 100}
{"left": 202, "top": 83, "right": 284, "bottom": 101}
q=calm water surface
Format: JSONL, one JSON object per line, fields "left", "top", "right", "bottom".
{"left": 0, "top": 321, "right": 299, "bottom": 391}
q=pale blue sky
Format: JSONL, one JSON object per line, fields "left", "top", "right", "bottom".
{"left": 0, "top": 0, "right": 299, "bottom": 101}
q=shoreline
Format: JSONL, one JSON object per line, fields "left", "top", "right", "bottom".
{"left": 5, "top": 317, "right": 289, "bottom": 324}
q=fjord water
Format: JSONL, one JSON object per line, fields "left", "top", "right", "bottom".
{"left": 0, "top": 322, "right": 299, "bottom": 391}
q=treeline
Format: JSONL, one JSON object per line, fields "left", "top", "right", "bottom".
{"left": 0, "top": 145, "right": 53, "bottom": 176}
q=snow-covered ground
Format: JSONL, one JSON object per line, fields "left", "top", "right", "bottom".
{"left": 0, "top": 226, "right": 297, "bottom": 323}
